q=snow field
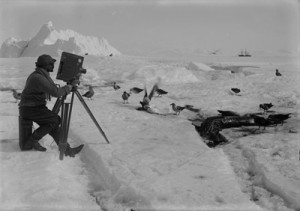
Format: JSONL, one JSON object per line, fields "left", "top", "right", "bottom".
{"left": 1, "top": 54, "right": 299, "bottom": 210}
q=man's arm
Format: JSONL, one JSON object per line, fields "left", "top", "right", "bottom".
{"left": 34, "top": 75, "right": 71, "bottom": 98}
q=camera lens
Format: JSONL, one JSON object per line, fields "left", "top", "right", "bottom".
{"left": 80, "top": 68, "right": 87, "bottom": 74}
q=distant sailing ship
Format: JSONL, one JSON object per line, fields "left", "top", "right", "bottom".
{"left": 238, "top": 49, "right": 251, "bottom": 57}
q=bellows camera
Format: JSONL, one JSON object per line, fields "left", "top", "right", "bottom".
{"left": 56, "top": 52, "right": 87, "bottom": 82}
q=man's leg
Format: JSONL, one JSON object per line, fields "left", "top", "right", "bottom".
{"left": 20, "top": 105, "right": 84, "bottom": 156}
{"left": 20, "top": 105, "right": 61, "bottom": 151}
{"left": 49, "top": 127, "right": 84, "bottom": 157}
{"left": 48, "top": 126, "right": 60, "bottom": 146}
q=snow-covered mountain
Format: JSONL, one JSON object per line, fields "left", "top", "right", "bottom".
{"left": 0, "top": 21, "right": 121, "bottom": 58}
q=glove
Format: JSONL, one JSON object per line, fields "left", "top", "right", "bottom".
{"left": 67, "top": 84, "right": 73, "bottom": 91}
{"left": 70, "top": 79, "right": 80, "bottom": 86}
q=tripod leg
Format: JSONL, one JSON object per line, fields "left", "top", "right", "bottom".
{"left": 59, "top": 92, "right": 76, "bottom": 160}
{"left": 65, "top": 92, "right": 75, "bottom": 139}
{"left": 59, "top": 102, "right": 69, "bottom": 160}
{"left": 59, "top": 99, "right": 65, "bottom": 160}
{"left": 74, "top": 90, "right": 110, "bottom": 144}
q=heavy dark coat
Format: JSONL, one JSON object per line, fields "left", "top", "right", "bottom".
{"left": 18, "top": 67, "right": 71, "bottom": 143}
{"left": 19, "top": 67, "right": 71, "bottom": 107}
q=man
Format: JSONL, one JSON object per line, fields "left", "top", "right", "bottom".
{"left": 19, "top": 54, "right": 84, "bottom": 157}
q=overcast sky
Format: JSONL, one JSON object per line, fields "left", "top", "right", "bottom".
{"left": 0, "top": 0, "right": 299, "bottom": 56}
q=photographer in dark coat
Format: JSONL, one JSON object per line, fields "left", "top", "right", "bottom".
{"left": 19, "top": 54, "right": 83, "bottom": 157}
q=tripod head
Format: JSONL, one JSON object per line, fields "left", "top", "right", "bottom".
{"left": 67, "top": 82, "right": 79, "bottom": 92}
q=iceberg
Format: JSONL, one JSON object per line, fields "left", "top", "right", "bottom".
{"left": 0, "top": 21, "right": 121, "bottom": 58}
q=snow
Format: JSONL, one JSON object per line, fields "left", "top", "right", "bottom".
{"left": 0, "top": 21, "right": 121, "bottom": 58}
{"left": 130, "top": 64, "right": 200, "bottom": 83}
{"left": 0, "top": 52, "right": 300, "bottom": 211}
{"left": 187, "top": 61, "right": 215, "bottom": 72}
{"left": 0, "top": 38, "right": 28, "bottom": 58}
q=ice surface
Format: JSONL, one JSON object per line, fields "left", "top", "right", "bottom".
{"left": 0, "top": 53, "right": 299, "bottom": 211}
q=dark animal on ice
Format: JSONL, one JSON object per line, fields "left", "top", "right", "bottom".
{"left": 82, "top": 85, "right": 94, "bottom": 100}
{"left": 259, "top": 103, "right": 273, "bottom": 113}
{"left": 113, "top": 82, "right": 120, "bottom": 90}
{"left": 275, "top": 69, "right": 282, "bottom": 76}
{"left": 140, "top": 83, "right": 158, "bottom": 109}
{"left": 195, "top": 114, "right": 282, "bottom": 147}
{"left": 217, "top": 110, "right": 240, "bottom": 117}
{"left": 170, "top": 103, "right": 186, "bottom": 115}
{"left": 252, "top": 115, "right": 272, "bottom": 129}
{"left": 231, "top": 88, "right": 240, "bottom": 94}
{"left": 130, "top": 87, "right": 144, "bottom": 94}
{"left": 122, "top": 91, "right": 130, "bottom": 104}
{"left": 156, "top": 88, "right": 168, "bottom": 97}
{"left": 267, "top": 113, "right": 292, "bottom": 125}
{"left": 12, "top": 89, "right": 21, "bottom": 103}
{"left": 185, "top": 104, "right": 201, "bottom": 113}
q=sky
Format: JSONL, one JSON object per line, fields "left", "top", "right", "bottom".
{"left": 0, "top": 0, "right": 299, "bottom": 56}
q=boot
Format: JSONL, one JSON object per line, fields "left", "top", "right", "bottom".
{"left": 23, "top": 133, "right": 47, "bottom": 152}
{"left": 32, "top": 141, "right": 47, "bottom": 152}
{"left": 64, "top": 144, "right": 84, "bottom": 157}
